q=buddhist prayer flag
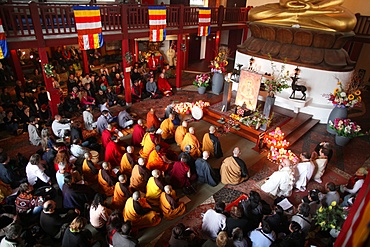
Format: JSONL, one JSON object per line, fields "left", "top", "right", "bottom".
{"left": 148, "top": 6, "right": 166, "bottom": 42}
{"left": 198, "top": 7, "right": 211, "bottom": 36}
{"left": 73, "top": 6, "right": 104, "bottom": 50}
{"left": 0, "top": 18, "right": 9, "bottom": 59}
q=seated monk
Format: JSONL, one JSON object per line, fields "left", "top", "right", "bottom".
{"left": 98, "top": 161, "right": 117, "bottom": 197}
{"left": 147, "top": 145, "right": 173, "bottom": 172}
{"left": 181, "top": 127, "right": 201, "bottom": 158}
{"left": 120, "top": 146, "right": 136, "bottom": 176}
{"left": 146, "top": 108, "right": 161, "bottom": 130}
{"left": 111, "top": 174, "right": 131, "bottom": 211}
{"left": 160, "top": 114, "right": 176, "bottom": 142}
{"left": 130, "top": 158, "right": 151, "bottom": 193}
{"left": 123, "top": 191, "right": 161, "bottom": 230}
{"left": 139, "top": 127, "right": 158, "bottom": 159}
{"left": 248, "top": 0, "right": 356, "bottom": 32}
{"left": 160, "top": 185, "right": 186, "bottom": 220}
{"left": 145, "top": 169, "right": 165, "bottom": 206}
{"left": 132, "top": 119, "right": 146, "bottom": 146}
{"left": 202, "top": 125, "right": 223, "bottom": 158}
{"left": 220, "top": 147, "right": 249, "bottom": 185}
{"left": 105, "top": 135, "right": 125, "bottom": 168}
{"left": 82, "top": 151, "right": 99, "bottom": 185}
{"left": 157, "top": 72, "right": 173, "bottom": 97}
{"left": 175, "top": 121, "right": 188, "bottom": 146}
{"left": 101, "top": 124, "right": 114, "bottom": 148}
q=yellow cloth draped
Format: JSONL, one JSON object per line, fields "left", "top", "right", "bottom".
{"left": 130, "top": 165, "right": 146, "bottom": 192}
{"left": 175, "top": 126, "right": 187, "bottom": 146}
{"left": 120, "top": 153, "right": 133, "bottom": 175}
{"left": 0, "top": 180, "right": 12, "bottom": 202}
{"left": 181, "top": 133, "right": 201, "bottom": 158}
{"left": 147, "top": 150, "right": 169, "bottom": 172}
{"left": 159, "top": 191, "right": 186, "bottom": 220}
{"left": 220, "top": 157, "right": 248, "bottom": 185}
{"left": 111, "top": 182, "right": 128, "bottom": 210}
{"left": 98, "top": 170, "right": 114, "bottom": 196}
{"left": 160, "top": 118, "right": 175, "bottom": 140}
{"left": 82, "top": 159, "right": 97, "bottom": 185}
{"left": 202, "top": 133, "right": 214, "bottom": 157}
{"left": 145, "top": 177, "right": 162, "bottom": 206}
{"left": 139, "top": 133, "right": 155, "bottom": 159}
{"left": 123, "top": 197, "right": 161, "bottom": 229}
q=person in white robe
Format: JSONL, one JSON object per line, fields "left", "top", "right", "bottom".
{"left": 294, "top": 152, "right": 315, "bottom": 192}
{"left": 28, "top": 117, "right": 41, "bottom": 146}
{"left": 261, "top": 158, "right": 295, "bottom": 197}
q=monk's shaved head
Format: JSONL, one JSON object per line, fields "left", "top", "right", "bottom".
{"left": 209, "top": 125, "right": 216, "bottom": 134}
{"left": 189, "top": 127, "right": 195, "bottom": 134}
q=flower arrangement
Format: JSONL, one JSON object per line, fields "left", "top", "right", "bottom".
{"left": 323, "top": 77, "right": 362, "bottom": 108}
{"left": 314, "top": 201, "right": 347, "bottom": 231}
{"left": 173, "top": 100, "right": 210, "bottom": 114}
{"left": 193, "top": 73, "right": 210, "bottom": 88}
{"left": 43, "top": 64, "right": 54, "bottom": 78}
{"left": 239, "top": 109, "right": 273, "bottom": 128}
{"left": 264, "top": 58, "right": 290, "bottom": 97}
{"left": 209, "top": 46, "right": 229, "bottom": 73}
{"left": 329, "top": 118, "right": 364, "bottom": 138}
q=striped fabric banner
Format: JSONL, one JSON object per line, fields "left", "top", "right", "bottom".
{"left": 73, "top": 6, "right": 104, "bottom": 50}
{"left": 0, "top": 18, "right": 9, "bottom": 59}
{"left": 148, "top": 6, "right": 166, "bottom": 42}
{"left": 198, "top": 7, "right": 211, "bottom": 36}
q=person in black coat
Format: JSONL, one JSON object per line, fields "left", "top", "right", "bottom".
{"left": 271, "top": 221, "right": 306, "bottom": 247}
{"left": 62, "top": 216, "right": 94, "bottom": 247}
{"left": 195, "top": 151, "right": 219, "bottom": 187}
{"left": 70, "top": 121, "right": 99, "bottom": 152}
{"left": 62, "top": 173, "right": 95, "bottom": 211}
{"left": 226, "top": 206, "right": 249, "bottom": 237}
{"left": 264, "top": 205, "right": 290, "bottom": 236}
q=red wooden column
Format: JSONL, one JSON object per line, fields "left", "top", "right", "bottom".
{"left": 10, "top": 50, "right": 25, "bottom": 83}
{"left": 215, "top": 5, "right": 224, "bottom": 57}
{"left": 121, "top": 5, "right": 132, "bottom": 104}
{"left": 175, "top": 4, "right": 185, "bottom": 89}
{"left": 134, "top": 39, "right": 139, "bottom": 63}
{"left": 81, "top": 50, "right": 90, "bottom": 75}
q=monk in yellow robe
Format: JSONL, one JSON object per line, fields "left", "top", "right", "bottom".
{"left": 202, "top": 125, "right": 223, "bottom": 158}
{"left": 82, "top": 152, "right": 99, "bottom": 185}
{"left": 146, "top": 108, "right": 161, "bottom": 130}
{"left": 111, "top": 174, "right": 131, "bottom": 211}
{"left": 160, "top": 114, "right": 175, "bottom": 141}
{"left": 159, "top": 185, "right": 186, "bottom": 220}
{"left": 146, "top": 145, "right": 173, "bottom": 172}
{"left": 139, "top": 128, "right": 158, "bottom": 159}
{"left": 130, "top": 158, "right": 151, "bottom": 193}
{"left": 175, "top": 121, "right": 188, "bottom": 146}
{"left": 145, "top": 170, "right": 164, "bottom": 206}
{"left": 98, "top": 162, "right": 117, "bottom": 197}
{"left": 181, "top": 127, "right": 201, "bottom": 158}
{"left": 220, "top": 147, "right": 249, "bottom": 185}
{"left": 120, "top": 146, "right": 136, "bottom": 176}
{"left": 123, "top": 191, "right": 161, "bottom": 229}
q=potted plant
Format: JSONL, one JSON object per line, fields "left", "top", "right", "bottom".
{"left": 193, "top": 73, "right": 210, "bottom": 94}
{"left": 210, "top": 46, "right": 229, "bottom": 94}
{"left": 314, "top": 201, "right": 348, "bottom": 238}
{"left": 329, "top": 118, "right": 365, "bottom": 146}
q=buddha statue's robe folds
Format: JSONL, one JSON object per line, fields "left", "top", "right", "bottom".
{"left": 248, "top": 0, "right": 356, "bottom": 32}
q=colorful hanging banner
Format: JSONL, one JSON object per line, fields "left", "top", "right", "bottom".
{"left": 0, "top": 18, "right": 9, "bottom": 59}
{"left": 73, "top": 6, "right": 104, "bottom": 50}
{"left": 198, "top": 7, "right": 211, "bottom": 36}
{"left": 148, "top": 6, "right": 166, "bottom": 42}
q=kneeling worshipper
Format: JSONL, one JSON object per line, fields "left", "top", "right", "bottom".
{"left": 160, "top": 185, "right": 186, "bottom": 220}
{"left": 131, "top": 119, "right": 146, "bottom": 147}
{"left": 202, "top": 125, "right": 223, "bottom": 158}
{"left": 130, "top": 157, "right": 151, "bottom": 193}
{"left": 146, "top": 108, "right": 161, "bottom": 130}
{"left": 98, "top": 161, "right": 117, "bottom": 197}
{"left": 294, "top": 152, "right": 315, "bottom": 192}
{"left": 146, "top": 169, "right": 165, "bottom": 206}
{"left": 105, "top": 135, "right": 125, "bottom": 168}
{"left": 120, "top": 146, "right": 136, "bottom": 176}
{"left": 146, "top": 145, "right": 173, "bottom": 172}
{"left": 160, "top": 113, "right": 176, "bottom": 143}
{"left": 312, "top": 147, "right": 329, "bottom": 184}
{"left": 220, "top": 147, "right": 249, "bottom": 185}
{"left": 195, "top": 151, "right": 220, "bottom": 187}
{"left": 180, "top": 127, "right": 201, "bottom": 158}
{"left": 82, "top": 151, "right": 99, "bottom": 185}
{"left": 123, "top": 191, "right": 161, "bottom": 230}
{"left": 175, "top": 120, "right": 188, "bottom": 146}
{"left": 261, "top": 158, "right": 295, "bottom": 197}
{"left": 139, "top": 126, "right": 158, "bottom": 159}
{"left": 111, "top": 174, "right": 131, "bottom": 211}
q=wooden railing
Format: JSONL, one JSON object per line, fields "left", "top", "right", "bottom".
{"left": 354, "top": 13, "right": 370, "bottom": 36}
{"left": 0, "top": 2, "right": 250, "bottom": 41}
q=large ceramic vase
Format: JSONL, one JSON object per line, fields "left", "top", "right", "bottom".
{"left": 327, "top": 107, "right": 348, "bottom": 134}
{"left": 197, "top": 86, "right": 206, "bottom": 94}
{"left": 335, "top": 135, "right": 351, "bottom": 146}
{"left": 212, "top": 72, "right": 224, "bottom": 95}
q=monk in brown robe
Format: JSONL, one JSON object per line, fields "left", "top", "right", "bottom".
{"left": 146, "top": 108, "right": 161, "bottom": 130}
{"left": 98, "top": 161, "right": 117, "bottom": 197}
{"left": 220, "top": 147, "right": 249, "bottom": 185}
{"left": 139, "top": 127, "right": 158, "bottom": 159}
{"left": 181, "top": 127, "right": 201, "bottom": 158}
{"left": 145, "top": 169, "right": 164, "bottom": 206}
{"left": 130, "top": 158, "right": 151, "bottom": 193}
{"left": 123, "top": 191, "right": 161, "bottom": 230}
{"left": 82, "top": 151, "right": 99, "bottom": 185}
{"left": 120, "top": 146, "right": 136, "bottom": 176}
{"left": 111, "top": 174, "right": 131, "bottom": 211}
{"left": 131, "top": 119, "right": 146, "bottom": 146}
{"left": 202, "top": 125, "right": 223, "bottom": 158}
{"left": 146, "top": 145, "right": 173, "bottom": 172}
{"left": 160, "top": 113, "right": 175, "bottom": 142}
{"left": 175, "top": 121, "right": 188, "bottom": 146}
{"left": 159, "top": 185, "right": 186, "bottom": 220}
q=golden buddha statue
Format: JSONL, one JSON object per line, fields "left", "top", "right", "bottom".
{"left": 248, "top": 0, "right": 356, "bottom": 32}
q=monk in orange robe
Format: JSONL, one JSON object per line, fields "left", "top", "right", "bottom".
{"left": 145, "top": 169, "right": 164, "bottom": 206}
{"left": 111, "top": 174, "right": 131, "bottom": 211}
{"left": 146, "top": 108, "right": 161, "bottom": 130}
{"left": 160, "top": 114, "right": 175, "bottom": 141}
{"left": 146, "top": 145, "right": 173, "bottom": 172}
{"left": 130, "top": 158, "right": 151, "bottom": 193}
{"left": 120, "top": 146, "right": 136, "bottom": 176}
{"left": 220, "top": 147, "right": 249, "bottom": 185}
{"left": 139, "top": 127, "right": 159, "bottom": 159}
{"left": 159, "top": 185, "right": 186, "bottom": 220}
{"left": 131, "top": 119, "right": 146, "bottom": 146}
{"left": 175, "top": 121, "right": 188, "bottom": 146}
{"left": 82, "top": 151, "right": 99, "bottom": 185}
{"left": 202, "top": 125, "right": 223, "bottom": 158}
{"left": 181, "top": 127, "right": 201, "bottom": 158}
{"left": 98, "top": 161, "right": 117, "bottom": 197}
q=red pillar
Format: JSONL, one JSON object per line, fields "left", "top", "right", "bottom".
{"left": 10, "top": 50, "right": 25, "bottom": 83}
{"left": 81, "top": 50, "right": 90, "bottom": 75}
{"left": 122, "top": 39, "right": 132, "bottom": 104}
{"left": 215, "top": 30, "right": 221, "bottom": 57}
{"left": 134, "top": 40, "right": 139, "bottom": 63}
{"left": 176, "top": 34, "right": 183, "bottom": 89}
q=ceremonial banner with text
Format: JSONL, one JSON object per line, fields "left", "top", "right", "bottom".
{"left": 0, "top": 18, "right": 9, "bottom": 59}
{"left": 198, "top": 7, "right": 211, "bottom": 36}
{"left": 73, "top": 6, "right": 104, "bottom": 50}
{"left": 148, "top": 6, "right": 166, "bottom": 42}
{"left": 235, "top": 70, "right": 262, "bottom": 111}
